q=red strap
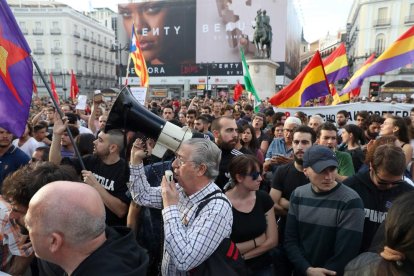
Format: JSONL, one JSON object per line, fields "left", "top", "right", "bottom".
{"left": 226, "top": 241, "right": 235, "bottom": 258}
{"left": 232, "top": 248, "right": 239, "bottom": 260}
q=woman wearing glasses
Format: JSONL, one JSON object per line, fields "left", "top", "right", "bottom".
{"left": 225, "top": 155, "right": 278, "bottom": 275}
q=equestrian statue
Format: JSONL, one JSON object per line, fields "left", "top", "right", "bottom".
{"left": 252, "top": 9, "right": 273, "bottom": 59}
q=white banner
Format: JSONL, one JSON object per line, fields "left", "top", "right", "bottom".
{"left": 274, "top": 103, "right": 414, "bottom": 123}
{"left": 130, "top": 86, "right": 148, "bottom": 106}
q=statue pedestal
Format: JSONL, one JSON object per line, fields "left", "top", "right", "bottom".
{"left": 247, "top": 59, "right": 279, "bottom": 100}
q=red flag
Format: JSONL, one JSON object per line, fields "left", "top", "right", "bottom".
{"left": 50, "top": 73, "right": 60, "bottom": 105}
{"left": 32, "top": 80, "right": 37, "bottom": 95}
{"left": 70, "top": 70, "right": 79, "bottom": 99}
{"left": 233, "top": 80, "right": 243, "bottom": 101}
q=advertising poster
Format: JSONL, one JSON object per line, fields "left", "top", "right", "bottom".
{"left": 117, "top": 0, "right": 301, "bottom": 78}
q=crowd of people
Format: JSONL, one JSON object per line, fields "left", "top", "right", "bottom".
{"left": 0, "top": 92, "right": 414, "bottom": 275}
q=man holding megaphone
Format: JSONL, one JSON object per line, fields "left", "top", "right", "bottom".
{"left": 129, "top": 137, "right": 233, "bottom": 275}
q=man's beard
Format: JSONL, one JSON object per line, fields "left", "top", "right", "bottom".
{"left": 366, "top": 129, "right": 378, "bottom": 140}
{"left": 218, "top": 138, "right": 237, "bottom": 151}
{"left": 95, "top": 148, "right": 110, "bottom": 160}
{"left": 294, "top": 154, "right": 303, "bottom": 165}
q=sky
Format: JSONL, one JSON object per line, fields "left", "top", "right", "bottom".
{"left": 58, "top": 0, "right": 354, "bottom": 42}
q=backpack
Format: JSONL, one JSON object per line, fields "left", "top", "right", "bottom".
{"left": 188, "top": 190, "right": 248, "bottom": 276}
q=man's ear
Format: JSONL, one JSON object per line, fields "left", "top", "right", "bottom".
{"left": 303, "top": 168, "right": 309, "bottom": 177}
{"left": 108, "top": 144, "right": 117, "bottom": 154}
{"left": 49, "top": 232, "right": 64, "bottom": 253}
{"left": 212, "top": 129, "right": 219, "bottom": 139}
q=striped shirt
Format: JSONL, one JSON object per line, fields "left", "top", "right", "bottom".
{"left": 129, "top": 164, "right": 233, "bottom": 275}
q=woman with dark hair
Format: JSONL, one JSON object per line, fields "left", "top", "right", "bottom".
{"left": 340, "top": 124, "right": 365, "bottom": 172}
{"left": 345, "top": 191, "right": 414, "bottom": 275}
{"left": 75, "top": 133, "right": 96, "bottom": 156}
{"left": 240, "top": 124, "right": 264, "bottom": 163}
{"left": 380, "top": 116, "right": 413, "bottom": 166}
{"left": 225, "top": 155, "right": 277, "bottom": 275}
{"left": 251, "top": 113, "right": 271, "bottom": 154}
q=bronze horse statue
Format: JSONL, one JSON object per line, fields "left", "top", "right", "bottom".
{"left": 252, "top": 10, "right": 272, "bottom": 59}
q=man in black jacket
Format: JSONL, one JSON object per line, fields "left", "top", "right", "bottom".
{"left": 25, "top": 181, "right": 148, "bottom": 275}
{"left": 344, "top": 144, "right": 414, "bottom": 252}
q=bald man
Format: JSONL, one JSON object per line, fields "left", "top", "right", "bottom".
{"left": 25, "top": 181, "right": 148, "bottom": 275}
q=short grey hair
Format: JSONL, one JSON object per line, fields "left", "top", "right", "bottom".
{"left": 284, "top": 116, "right": 301, "bottom": 126}
{"left": 182, "top": 138, "right": 222, "bottom": 180}
{"left": 309, "top": 114, "right": 324, "bottom": 124}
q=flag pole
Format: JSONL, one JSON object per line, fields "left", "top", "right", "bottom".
{"left": 31, "top": 56, "right": 86, "bottom": 170}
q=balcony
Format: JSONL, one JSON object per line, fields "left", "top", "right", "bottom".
{"left": 104, "top": 58, "right": 110, "bottom": 63}
{"left": 91, "top": 38, "right": 97, "bottom": 44}
{"left": 73, "top": 31, "right": 80, "bottom": 38}
{"left": 98, "top": 56, "right": 103, "bottom": 62}
{"left": 91, "top": 55, "right": 97, "bottom": 60}
{"left": 74, "top": 50, "right": 81, "bottom": 56}
{"left": 21, "top": 28, "right": 28, "bottom": 35}
{"left": 83, "top": 35, "right": 90, "bottom": 42}
{"left": 33, "top": 48, "right": 45, "bottom": 54}
{"left": 50, "top": 28, "right": 61, "bottom": 35}
{"left": 373, "top": 18, "right": 391, "bottom": 27}
{"left": 51, "top": 47, "right": 62, "bottom": 54}
{"left": 405, "top": 15, "right": 414, "bottom": 24}
{"left": 84, "top": 53, "right": 90, "bottom": 59}
{"left": 51, "top": 69, "right": 62, "bottom": 74}
{"left": 76, "top": 70, "right": 82, "bottom": 76}
{"left": 97, "top": 40, "right": 103, "bottom": 46}
{"left": 33, "top": 28, "right": 44, "bottom": 35}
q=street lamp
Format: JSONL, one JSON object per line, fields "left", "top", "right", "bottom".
{"left": 110, "top": 42, "right": 129, "bottom": 88}
{"left": 201, "top": 62, "right": 215, "bottom": 98}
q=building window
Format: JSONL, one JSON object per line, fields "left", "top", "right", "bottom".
{"left": 19, "top": 21, "right": 26, "bottom": 28}
{"left": 54, "top": 40, "right": 60, "bottom": 48}
{"left": 375, "top": 34, "right": 385, "bottom": 54}
{"left": 52, "top": 21, "right": 59, "bottom": 28}
{"left": 35, "top": 21, "right": 41, "bottom": 28}
{"left": 36, "top": 40, "right": 42, "bottom": 48}
{"left": 55, "top": 59, "right": 61, "bottom": 70}
{"left": 75, "top": 42, "right": 78, "bottom": 50}
{"left": 376, "top": 7, "right": 389, "bottom": 25}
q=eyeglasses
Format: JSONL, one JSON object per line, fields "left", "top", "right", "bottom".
{"left": 373, "top": 170, "right": 405, "bottom": 186}
{"left": 174, "top": 155, "right": 196, "bottom": 167}
{"left": 243, "top": 171, "right": 261, "bottom": 180}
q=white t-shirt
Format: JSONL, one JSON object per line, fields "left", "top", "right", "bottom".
{"left": 12, "top": 137, "right": 40, "bottom": 158}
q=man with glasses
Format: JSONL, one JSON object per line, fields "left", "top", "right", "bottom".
{"left": 129, "top": 138, "right": 232, "bottom": 275}
{"left": 344, "top": 144, "right": 414, "bottom": 252}
{"left": 264, "top": 117, "right": 301, "bottom": 173}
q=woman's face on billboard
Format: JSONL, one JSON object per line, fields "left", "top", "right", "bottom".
{"left": 119, "top": 1, "right": 168, "bottom": 64}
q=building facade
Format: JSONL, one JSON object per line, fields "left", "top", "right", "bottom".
{"left": 10, "top": 0, "right": 117, "bottom": 99}
{"left": 347, "top": 0, "right": 414, "bottom": 98}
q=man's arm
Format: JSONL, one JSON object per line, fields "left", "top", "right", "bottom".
{"left": 82, "top": 170, "right": 128, "bottom": 218}
{"left": 88, "top": 102, "right": 99, "bottom": 134}
{"left": 324, "top": 197, "right": 365, "bottom": 274}
{"left": 269, "top": 188, "right": 287, "bottom": 215}
{"left": 284, "top": 192, "right": 312, "bottom": 274}
{"left": 31, "top": 108, "right": 46, "bottom": 125}
{"left": 48, "top": 112, "right": 67, "bottom": 165}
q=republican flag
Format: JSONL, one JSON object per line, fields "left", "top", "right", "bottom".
{"left": 0, "top": 0, "right": 33, "bottom": 137}
{"left": 269, "top": 51, "right": 330, "bottom": 107}
{"left": 130, "top": 24, "right": 149, "bottom": 87}
{"left": 360, "top": 26, "right": 414, "bottom": 81}
{"left": 233, "top": 80, "right": 243, "bottom": 101}
{"left": 70, "top": 70, "right": 79, "bottom": 99}
{"left": 50, "top": 73, "right": 60, "bottom": 105}
{"left": 341, "top": 53, "right": 376, "bottom": 95}
{"left": 323, "top": 43, "right": 349, "bottom": 83}
{"left": 240, "top": 47, "right": 261, "bottom": 112}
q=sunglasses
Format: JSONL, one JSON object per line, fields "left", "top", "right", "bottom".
{"left": 244, "top": 171, "right": 261, "bottom": 180}
{"left": 374, "top": 170, "right": 405, "bottom": 186}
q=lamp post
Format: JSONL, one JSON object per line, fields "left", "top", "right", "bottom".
{"left": 110, "top": 42, "right": 129, "bottom": 88}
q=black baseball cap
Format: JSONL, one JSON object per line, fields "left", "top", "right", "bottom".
{"left": 303, "top": 145, "right": 338, "bottom": 173}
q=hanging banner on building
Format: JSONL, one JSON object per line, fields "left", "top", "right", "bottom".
{"left": 274, "top": 103, "right": 414, "bottom": 122}
{"left": 117, "top": 0, "right": 301, "bottom": 78}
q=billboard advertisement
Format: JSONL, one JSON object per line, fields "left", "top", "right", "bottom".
{"left": 117, "top": 0, "right": 300, "bottom": 78}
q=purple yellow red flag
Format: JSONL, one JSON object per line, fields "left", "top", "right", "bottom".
{"left": 70, "top": 70, "right": 79, "bottom": 99}
{"left": 360, "top": 26, "right": 414, "bottom": 80}
{"left": 0, "top": 0, "right": 33, "bottom": 137}
{"left": 341, "top": 53, "right": 376, "bottom": 95}
{"left": 130, "top": 24, "right": 149, "bottom": 87}
{"left": 269, "top": 51, "right": 330, "bottom": 107}
{"left": 33, "top": 80, "right": 37, "bottom": 95}
{"left": 323, "top": 43, "right": 349, "bottom": 83}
